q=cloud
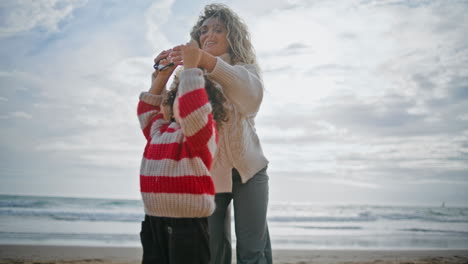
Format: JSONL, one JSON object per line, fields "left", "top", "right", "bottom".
{"left": 34, "top": 134, "right": 142, "bottom": 169}
{"left": 145, "top": 0, "right": 176, "bottom": 50}
{"left": 362, "top": 0, "right": 442, "bottom": 9}
{"left": 256, "top": 0, "right": 468, "bottom": 141}
{"left": 0, "top": 70, "right": 38, "bottom": 91}
{"left": 230, "top": 0, "right": 301, "bottom": 17}
{"left": 457, "top": 114, "right": 468, "bottom": 121}
{"left": 305, "top": 64, "right": 357, "bottom": 76}
{"left": 328, "top": 179, "right": 382, "bottom": 189}
{"left": 0, "top": 111, "right": 32, "bottom": 119}
{"left": 282, "top": 42, "right": 311, "bottom": 55}
{"left": 1, "top": 0, "right": 467, "bottom": 204}
{"left": 259, "top": 94, "right": 435, "bottom": 138}
{"left": 0, "top": 2, "right": 164, "bottom": 179}
{"left": 0, "top": 0, "right": 88, "bottom": 37}
{"left": 11, "top": 111, "right": 32, "bottom": 119}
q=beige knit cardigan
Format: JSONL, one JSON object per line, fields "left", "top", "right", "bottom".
{"left": 206, "top": 54, "right": 269, "bottom": 193}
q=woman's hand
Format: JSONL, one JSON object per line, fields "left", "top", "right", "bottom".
{"left": 170, "top": 41, "right": 216, "bottom": 71}
{"left": 171, "top": 40, "right": 203, "bottom": 69}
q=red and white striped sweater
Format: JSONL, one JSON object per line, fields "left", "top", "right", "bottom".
{"left": 137, "top": 68, "right": 217, "bottom": 218}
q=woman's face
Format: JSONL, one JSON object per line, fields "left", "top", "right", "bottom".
{"left": 199, "top": 17, "right": 229, "bottom": 56}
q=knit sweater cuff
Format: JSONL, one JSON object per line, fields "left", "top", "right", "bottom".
{"left": 207, "top": 57, "right": 237, "bottom": 86}
{"left": 178, "top": 68, "right": 204, "bottom": 95}
{"left": 139, "top": 92, "right": 163, "bottom": 106}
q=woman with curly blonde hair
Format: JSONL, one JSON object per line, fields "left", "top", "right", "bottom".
{"left": 141, "top": 3, "right": 271, "bottom": 264}
{"left": 187, "top": 4, "right": 272, "bottom": 264}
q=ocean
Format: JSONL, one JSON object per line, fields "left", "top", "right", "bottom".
{"left": 1, "top": 194, "right": 467, "bottom": 249}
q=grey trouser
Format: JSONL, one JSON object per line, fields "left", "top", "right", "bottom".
{"left": 208, "top": 166, "right": 272, "bottom": 264}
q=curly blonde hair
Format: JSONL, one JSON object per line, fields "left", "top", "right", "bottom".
{"left": 190, "top": 3, "right": 257, "bottom": 66}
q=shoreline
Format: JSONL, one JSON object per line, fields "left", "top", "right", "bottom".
{"left": 1, "top": 244, "right": 467, "bottom": 264}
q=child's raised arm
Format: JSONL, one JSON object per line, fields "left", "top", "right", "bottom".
{"left": 137, "top": 51, "right": 178, "bottom": 141}
{"left": 177, "top": 68, "right": 217, "bottom": 167}
{"left": 137, "top": 93, "right": 166, "bottom": 141}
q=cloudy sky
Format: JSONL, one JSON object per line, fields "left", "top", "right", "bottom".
{"left": 1, "top": 0, "right": 467, "bottom": 206}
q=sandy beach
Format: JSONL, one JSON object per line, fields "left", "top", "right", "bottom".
{"left": 1, "top": 245, "right": 467, "bottom": 264}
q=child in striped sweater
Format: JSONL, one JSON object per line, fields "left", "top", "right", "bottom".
{"left": 137, "top": 41, "right": 227, "bottom": 264}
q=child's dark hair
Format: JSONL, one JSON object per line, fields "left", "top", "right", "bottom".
{"left": 163, "top": 76, "right": 228, "bottom": 128}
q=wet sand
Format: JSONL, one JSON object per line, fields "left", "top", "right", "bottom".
{"left": 0, "top": 245, "right": 467, "bottom": 264}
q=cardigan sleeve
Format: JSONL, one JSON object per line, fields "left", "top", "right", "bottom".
{"left": 207, "top": 57, "right": 263, "bottom": 116}
{"left": 137, "top": 92, "right": 165, "bottom": 141}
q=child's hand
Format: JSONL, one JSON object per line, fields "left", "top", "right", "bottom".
{"left": 153, "top": 49, "right": 171, "bottom": 68}
{"left": 149, "top": 49, "right": 177, "bottom": 95}
{"left": 156, "top": 57, "right": 176, "bottom": 76}
{"left": 152, "top": 49, "right": 176, "bottom": 82}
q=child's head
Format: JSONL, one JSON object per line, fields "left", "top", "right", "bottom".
{"left": 162, "top": 75, "right": 228, "bottom": 128}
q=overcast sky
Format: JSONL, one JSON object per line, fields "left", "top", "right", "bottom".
{"left": 1, "top": 0, "right": 467, "bottom": 206}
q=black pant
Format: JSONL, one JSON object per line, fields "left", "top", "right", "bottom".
{"left": 140, "top": 214, "right": 210, "bottom": 264}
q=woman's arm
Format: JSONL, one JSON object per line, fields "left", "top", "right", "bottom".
{"left": 200, "top": 52, "right": 264, "bottom": 116}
